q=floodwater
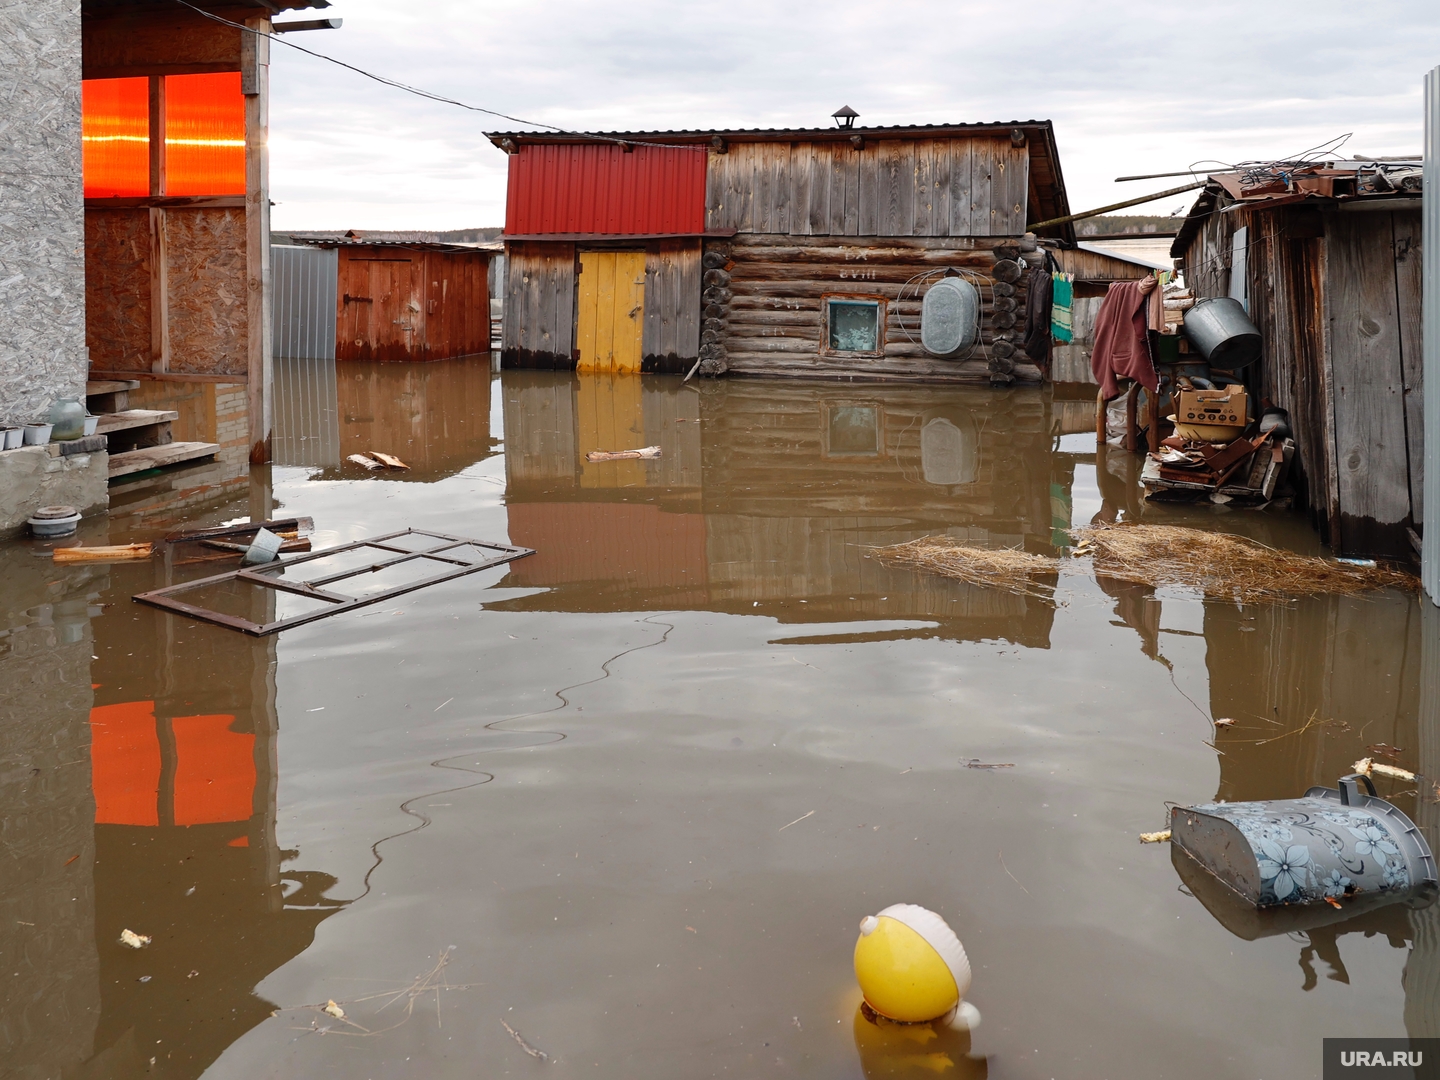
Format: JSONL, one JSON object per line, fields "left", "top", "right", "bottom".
{"left": 3, "top": 358, "right": 1437, "bottom": 1079}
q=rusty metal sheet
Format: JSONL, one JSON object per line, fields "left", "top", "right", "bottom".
{"left": 133, "top": 529, "right": 533, "bottom": 635}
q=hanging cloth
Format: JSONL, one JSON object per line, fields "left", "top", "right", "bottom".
{"left": 1050, "top": 272, "right": 1074, "bottom": 343}
{"left": 1022, "top": 264, "right": 1054, "bottom": 368}
{"left": 1090, "top": 277, "right": 1159, "bottom": 399}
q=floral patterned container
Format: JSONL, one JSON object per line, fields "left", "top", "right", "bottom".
{"left": 1170, "top": 775, "right": 1437, "bottom": 910}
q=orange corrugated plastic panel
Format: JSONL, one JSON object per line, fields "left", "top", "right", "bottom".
{"left": 90, "top": 701, "right": 161, "bottom": 826}
{"left": 82, "top": 78, "right": 150, "bottom": 198}
{"left": 172, "top": 713, "right": 256, "bottom": 825}
{"left": 505, "top": 143, "right": 707, "bottom": 235}
{"left": 165, "top": 73, "right": 246, "bottom": 196}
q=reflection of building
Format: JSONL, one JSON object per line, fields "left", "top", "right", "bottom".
{"left": 0, "top": 544, "right": 344, "bottom": 1079}
{"left": 498, "top": 373, "right": 1061, "bottom": 646}
{"left": 323, "top": 359, "right": 495, "bottom": 480}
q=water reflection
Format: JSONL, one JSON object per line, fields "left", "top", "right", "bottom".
{"left": 0, "top": 541, "right": 344, "bottom": 1078}
{"left": 499, "top": 375, "right": 1063, "bottom": 646}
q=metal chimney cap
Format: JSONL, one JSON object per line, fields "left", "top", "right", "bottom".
{"left": 832, "top": 105, "right": 859, "bottom": 129}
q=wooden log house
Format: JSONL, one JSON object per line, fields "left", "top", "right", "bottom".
{"left": 490, "top": 120, "right": 1086, "bottom": 384}
{"left": 1172, "top": 166, "right": 1424, "bottom": 559}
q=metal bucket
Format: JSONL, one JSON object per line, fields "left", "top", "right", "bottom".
{"left": 1181, "top": 297, "right": 1262, "bottom": 368}
{"left": 1170, "top": 774, "right": 1438, "bottom": 911}
{"left": 921, "top": 277, "right": 980, "bottom": 358}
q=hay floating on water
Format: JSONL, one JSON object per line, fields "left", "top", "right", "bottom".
{"left": 873, "top": 524, "right": 1418, "bottom": 605}
{"left": 1072, "top": 522, "right": 1417, "bottom": 604}
{"left": 873, "top": 537, "right": 1059, "bottom": 600}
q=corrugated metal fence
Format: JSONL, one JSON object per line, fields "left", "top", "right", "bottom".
{"left": 1425, "top": 67, "right": 1440, "bottom": 604}
{"left": 271, "top": 356, "right": 339, "bottom": 468}
{"left": 272, "top": 245, "right": 338, "bottom": 360}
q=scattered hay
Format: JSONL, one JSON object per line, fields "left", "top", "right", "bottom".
{"left": 1072, "top": 523, "right": 1417, "bottom": 604}
{"left": 872, "top": 537, "right": 1059, "bottom": 600}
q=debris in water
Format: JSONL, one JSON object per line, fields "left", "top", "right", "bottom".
{"left": 1353, "top": 757, "right": 1417, "bottom": 783}
{"left": 347, "top": 454, "right": 383, "bottom": 470}
{"left": 119, "top": 929, "right": 151, "bottom": 949}
{"left": 502, "top": 1018, "right": 548, "bottom": 1061}
{"left": 1213, "top": 718, "right": 1236, "bottom": 728}
{"left": 240, "top": 528, "right": 284, "bottom": 566}
{"left": 778, "top": 810, "right": 815, "bottom": 832}
{"left": 1367, "top": 743, "right": 1407, "bottom": 760}
{"left": 1071, "top": 523, "right": 1417, "bottom": 603}
{"left": 369, "top": 451, "right": 410, "bottom": 469}
{"left": 872, "top": 538, "right": 1058, "bottom": 600}
{"left": 585, "top": 445, "right": 661, "bottom": 462}
{"left": 962, "top": 759, "right": 1014, "bottom": 769}
{"left": 188, "top": 970, "right": 199, "bottom": 978}
{"left": 1139, "top": 830, "right": 1172, "bottom": 844}
{"left": 51, "top": 544, "right": 153, "bottom": 563}
{"left": 166, "top": 516, "right": 314, "bottom": 544}
{"left": 63, "top": 854, "right": 79, "bottom": 866}
{"left": 323, "top": 1000, "right": 345, "bottom": 1019}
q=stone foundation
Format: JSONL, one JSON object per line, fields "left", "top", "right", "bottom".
{"left": 0, "top": 444, "right": 109, "bottom": 538}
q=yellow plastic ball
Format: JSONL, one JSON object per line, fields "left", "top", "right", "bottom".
{"left": 853, "top": 914, "right": 959, "bottom": 1022}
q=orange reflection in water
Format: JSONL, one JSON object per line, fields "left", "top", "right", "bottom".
{"left": 90, "top": 701, "right": 161, "bottom": 826}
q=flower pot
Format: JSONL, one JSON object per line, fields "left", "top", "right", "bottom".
{"left": 23, "top": 423, "right": 53, "bottom": 445}
{"left": 2, "top": 428, "right": 21, "bottom": 450}
{"left": 83, "top": 415, "right": 100, "bottom": 437}
{"left": 28, "top": 505, "right": 82, "bottom": 538}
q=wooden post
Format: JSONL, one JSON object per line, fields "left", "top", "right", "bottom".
{"left": 1123, "top": 382, "right": 1140, "bottom": 452}
{"left": 1096, "top": 387, "right": 1107, "bottom": 442}
{"left": 148, "top": 76, "right": 169, "bottom": 373}
{"left": 1147, "top": 384, "right": 1161, "bottom": 454}
{"left": 243, "top": 16, "right": 272, "bottom": 463}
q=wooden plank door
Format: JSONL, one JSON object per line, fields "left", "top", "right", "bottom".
{"left": 576, "top": 251, "right": 645, "bottom": 372}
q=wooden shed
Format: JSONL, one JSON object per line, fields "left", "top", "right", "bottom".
{"left": 278, "top": 238, "right": 493, "bottom": 362}
{"left": 1172, "top": 167, "right": 1424, "bottom": 559}
{"left": 80, "top": 0, "right": 326, "bottom": 467}
{"left": 490, "top": 120, "right": 1079, "bottom": 384}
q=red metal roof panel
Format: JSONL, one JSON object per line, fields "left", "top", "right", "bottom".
{"left": 505, "top": 143, "right": 707, "bottom": 236}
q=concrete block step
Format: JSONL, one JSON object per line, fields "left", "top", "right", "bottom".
{"left": 95, "top": 409, "right": 179, "bottom": 435}
{"left": 109, "top": 441, "right": 219, "bottom": 479}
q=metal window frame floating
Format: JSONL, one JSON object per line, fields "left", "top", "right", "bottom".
{"left": 133, "top": 529, "right": 534, "bottom": 636}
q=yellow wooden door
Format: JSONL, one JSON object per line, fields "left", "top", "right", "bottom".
{"left": 576, "top": 251, "right": 645, "bottom": 372}
{"left": 577, "top": 374, "right": 646, "bottom": 488}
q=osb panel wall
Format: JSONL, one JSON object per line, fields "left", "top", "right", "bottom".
{"left": 167, "top": 208, "right": 248, "bottom": 376}
{"left": 0, "top": 0, "right": 88, "bottom": 427}
{"left": 81, "top": 7, "right": 240, "bottom": 76}
{"left": 84, "top": 209, "right": 151, "bottom": 372}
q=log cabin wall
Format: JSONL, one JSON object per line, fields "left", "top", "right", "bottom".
{"left": 1178, "top": 194, "right": 1423, "bottom": 559}
{"left": 709, "top": 234, "right": 1042, "bottom": 383}
{"left": 334, "top": 246, "right": 490, "bottom": 362}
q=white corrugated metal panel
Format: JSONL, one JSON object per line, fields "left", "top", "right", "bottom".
{"left": 271, "top": 356, "right": 339, "bottom": 468}
{"left": 271, "top": 245, "right": 338, "bottom": 360}
{"left": 1424, "top": 67, "right": 1440, "bottom": 604}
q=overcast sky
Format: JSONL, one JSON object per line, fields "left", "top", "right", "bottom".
{"left": 267, "top": 1, "right": 1437, "bottom": 232}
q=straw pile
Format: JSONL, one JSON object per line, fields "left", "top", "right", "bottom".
{"left": 873, "top": 537, "right": 1059, "bottom": 600}
{"left": 1072, "top": 522, "right": 1417, "bottom": 603}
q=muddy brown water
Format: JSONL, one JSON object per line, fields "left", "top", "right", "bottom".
{"left": 3, "top": 359, "right": 1437, "bottom": 1079}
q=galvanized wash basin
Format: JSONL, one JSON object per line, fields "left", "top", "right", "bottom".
{"left": 1170, "top": 775, "right": 1437, "bottom": 911}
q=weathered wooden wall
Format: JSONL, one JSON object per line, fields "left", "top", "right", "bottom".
{"left": 334, "top": 247, "right": 489, "bottom": 362}
{"left": 642, "top": 239, "right": 700, "bottom": 373}
{"left": 706, "top": 137, "right": 1029, "bottom": 238}
{"left": 1049, "top": 296, "right": 1103, "bottom": 384}
{"left": 82, "top": 3, "right": 241, "bottom": 79}
{"left": 1181, "top": 200, "right": 1423, "bottom": 558}
{"left": 502, "top": 240, "right": 576, "bottom": 367}
{"left": 710, "top": 235, "right": 1043, "bottom": 383}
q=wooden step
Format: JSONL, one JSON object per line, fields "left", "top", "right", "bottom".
{"left": 95, "top": 409, "right": 179, "bottom": 435}
{"left": 87, "top": 379, "right": 141, "bottom": 396}
{"left": 109, "top": 441, "right": 219, "bottom": 479}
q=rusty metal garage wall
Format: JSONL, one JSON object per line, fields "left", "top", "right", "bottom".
{"left": 0, "top": 0, "right": 88, "bottom": 428}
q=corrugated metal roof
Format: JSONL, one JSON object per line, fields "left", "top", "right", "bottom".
{"left": 487, "top": 120, "right": 1054, "bottom": 147}
{"left": 287, "top": 236, "right": 499, "bottom": 254}
{"left": 1075, "top": 241, "right": 1173, "bottom": 272}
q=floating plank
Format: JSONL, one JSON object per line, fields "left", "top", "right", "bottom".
{"left": 369, "top": 451, "right": 410, "bottom": 469}
{"left": 347, "top": 453, "right": 383, "bottom": 470}
{"left": 166, "top": 516, "right": 314, "bottom": 543}
{"left": 52, "top": 543, "right": 153, "bottom": 563}
{"left": 585, "top": 446, "right": 661, "bottom": 462}
{"left": 108, "top": 441, "right": 219, "bottom": 478}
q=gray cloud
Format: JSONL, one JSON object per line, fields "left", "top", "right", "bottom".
{"left": 268, "top": 0, "right": 1437, "bottom": 230}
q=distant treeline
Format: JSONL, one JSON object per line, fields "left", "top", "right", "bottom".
{"left": 1076, "top": 215, "right": 1180, "bottom": 236}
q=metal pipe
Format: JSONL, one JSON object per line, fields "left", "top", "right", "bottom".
{"left": 1029, "top": 180, "right": 1207, "bottom": 232}
{"left": 1114, "top": 170, "right": 1212, "bottom": 182}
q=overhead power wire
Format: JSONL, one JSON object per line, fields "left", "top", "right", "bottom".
{"left": 169, "top": 0, "right": 704, "bottom": 150}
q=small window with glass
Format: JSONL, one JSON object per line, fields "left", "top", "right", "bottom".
{"left": 822, "top": 295, "right": 885, "bottom": 357}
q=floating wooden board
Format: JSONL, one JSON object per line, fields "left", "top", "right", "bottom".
{"left": 133, "top": 528, "right": 534, "bottom": 636}
{"left": 52, "top": 543, "right": 154, "bottom": 563}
